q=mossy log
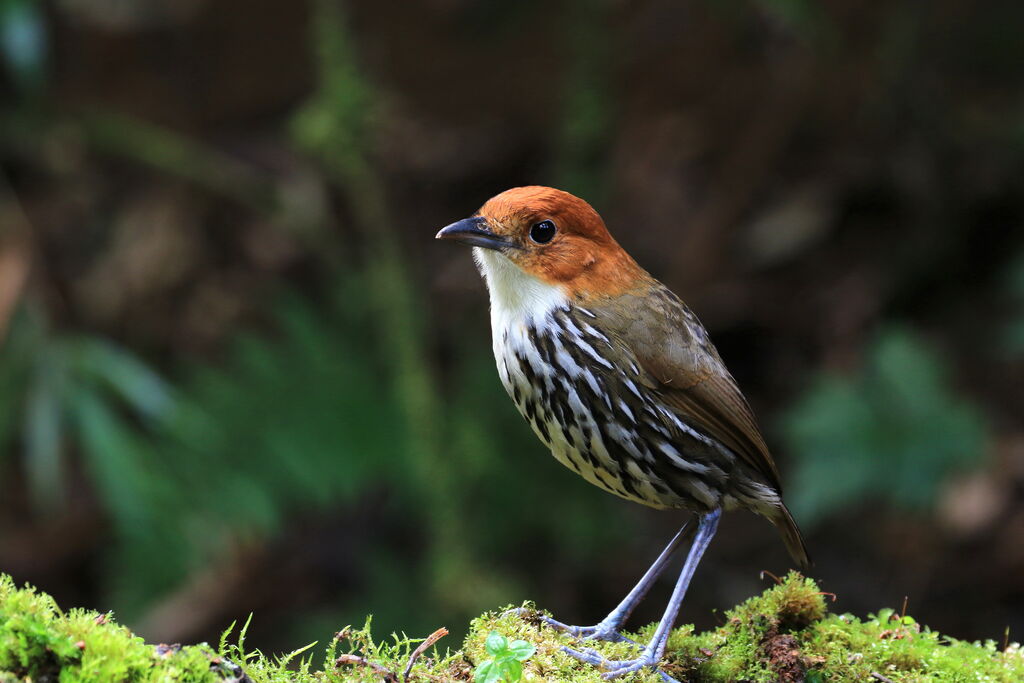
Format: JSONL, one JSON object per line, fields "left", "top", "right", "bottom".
{"left": 1, "top": 572, "right": 1021, "bottom": 682}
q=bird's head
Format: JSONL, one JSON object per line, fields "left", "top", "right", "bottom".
{"left": 436, "top": 186, "right": 649, "bottom": 306}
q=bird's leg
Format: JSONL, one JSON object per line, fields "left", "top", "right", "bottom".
{"left": 542, "top": 523, "right": 693, "bottom": 643}
{"left": 563, "top": 509, "right": 720, "bottom": 680}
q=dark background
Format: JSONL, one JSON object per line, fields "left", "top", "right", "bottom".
{"left": 1, "top": 0, "right": 1023, "bottom": 658}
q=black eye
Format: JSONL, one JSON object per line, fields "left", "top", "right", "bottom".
{"left": 529, "top": 220, "right": 557, "bottom": 244}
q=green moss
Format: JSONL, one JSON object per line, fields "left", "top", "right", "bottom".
{"left": 0, "top": 574, "right": 218, "bottom": 682}
{"left": 663, "top": 572, "right": 1022, "bottom": 683}
{"left": 2, "top": 572, "right": 1022, "bottom": 682}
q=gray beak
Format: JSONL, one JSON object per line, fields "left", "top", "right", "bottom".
{"left": 435, "top": 217, "right": 517, "bottom": 251}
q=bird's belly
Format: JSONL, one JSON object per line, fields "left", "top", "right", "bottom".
{"left": 493, "top": 317, "right": 726, "bottom": 512}
{"left": 503, "top": 370, "right": 661, "bottom": 506}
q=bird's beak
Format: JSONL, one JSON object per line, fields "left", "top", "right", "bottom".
{"left": 435, "top": 217, "right": 516, "bottom": 251}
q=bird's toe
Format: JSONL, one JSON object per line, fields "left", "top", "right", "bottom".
{"left": 541, "top": 616, "right": 629, "bottom": 643}
{"left": 561, "top": 645, "right": 606, "bottom": 667}
{"left": 584, "top": 620, "right": 631, "bottom": 643}
{"left": 563, "top": 639, "right": 678, "bottom": 682}
{"left": 597, "top": 651, "right": 667, "bottom": 680}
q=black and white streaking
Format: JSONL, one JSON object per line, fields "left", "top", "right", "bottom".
{"left": 495, "top": 299, "right": 782, "bottom": 518}
{"left": 472, "top": 238, "right": 804, "bottom": 569}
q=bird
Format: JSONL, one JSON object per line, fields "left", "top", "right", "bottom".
{"left": 436, "top": 186, "right": 809, "bottom": 681}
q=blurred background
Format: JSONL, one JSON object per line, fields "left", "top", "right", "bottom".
{"left": 1, "top": 0, "right": 1023, "bottom": 658}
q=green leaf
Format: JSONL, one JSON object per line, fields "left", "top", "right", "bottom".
{"left": 24, "top": 345, "right": 64, "bottom": 509}
{"left": 484, "top": 631, "right": 507, "bottom": 657}
{"left": 501, "top": 658, "right": 523, "bottom": 681}
{"left": 0, "top": 0, "right": 46, "bottom": 90}
{"left": 473, "top": 659, "right": 500, "bottom": 683}
{"left": 71, "top": 337, "right": 175, "bottom": 421}
{"left": 782, "top": 326, "right": 989, "bottom": 526}
{"left": 507, "top": 639, "right": 535, "bottom": 661}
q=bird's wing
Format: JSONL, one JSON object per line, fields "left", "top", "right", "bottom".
{"left": 593, "top": 286, "right": 783, "bottom": 492}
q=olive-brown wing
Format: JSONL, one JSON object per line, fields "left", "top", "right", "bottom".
{"left": 594, "top": 287, "right": 783, "bottom": 493}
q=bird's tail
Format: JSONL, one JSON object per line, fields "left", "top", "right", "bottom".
{"left": 770, "top": 503, "right": 812, "bottom": 571}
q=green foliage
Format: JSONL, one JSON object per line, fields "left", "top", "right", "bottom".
{"left": 290, "top": 0, "right": 373, "bottom": 173}
{"left": 552, "top": 0, "right": 614, "bottom": 202}
{"left": 0, "top": 279, "right": 632, "bottom": 637}
{"left": 6, "top": 572, "right": 1022, "bottom": 682}
{"left": 782, "top": 326, "right": 989, "bottom": 525}
{"left": 1003, "top": 251, "right": 1024, "bottom": 356}
{"left": 115, "top": 287, "right": 410, "bottom": 611}
{"left": 0, "top": 306, "right": 177, "bottom": 515}
{"left": 752, "top": 0, "right": 829, "bottom": 39}
{"left": 474, "top": 632, "right": 536, "bottom": 683}
{"left": 290, "top": 0, "right": 504, "bottom": 629}
{"left": 0, "top": 291, "right": 409, "bottom": 612}
{"left": 81, "top": 111, "right": 280, "bottom": 217}
{"left": 0, "top": 0, "right": 45, "bottom": 91}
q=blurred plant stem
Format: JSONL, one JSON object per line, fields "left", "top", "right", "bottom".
{"left": 1, "top": 105, "right": 339, "bottom": 257}
{"left": 80, "top": 111, "right": 277, "bottom": 215}
{"left": 78, "top": 111, "right": 342, "bottom": 257}
{"left": 1005, "top": 251, "right": 1024, "bottom": 356}
{"left": 293, "top": 0, "right": 485, "bottom": 611}
{"left": 552, "top": 0, "right": 614, "bottom": 204}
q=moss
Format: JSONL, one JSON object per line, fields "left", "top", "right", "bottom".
{"left": 664, "top": 572, "right": 1023, "bottom": 683}
{"left": 0, "top": 574, "right": 218, "bottom": 682}
{"left": 2, "top": 572, "right": 1022, "bottom": 682}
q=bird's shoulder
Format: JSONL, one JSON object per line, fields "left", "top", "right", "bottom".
{"left": 582, "top": 284, "right": 782, "bottom": 490}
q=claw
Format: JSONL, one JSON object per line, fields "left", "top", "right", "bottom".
{"left": 563, "top": 644, "right": 682, "bottom": 682}
{"left": 560, "top": 629, "right": 682, "bottom": 682}
{"left": 601, "top": 662, "right": 679, "bottom": 683}
{"left": 598, "top": 651, "right": 663, "bottom": 680}
{"left": 601, "top": 656, "right": 652, "bottom": 677}
{"left": 563, "top": 645, "right": 679, "bottom": 683}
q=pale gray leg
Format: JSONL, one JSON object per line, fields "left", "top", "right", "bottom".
{"left": 563, "top": 509, "right": 721, "bottom": 681}
{"left": 542, "top": 523, "right": 692, "bottom": 643}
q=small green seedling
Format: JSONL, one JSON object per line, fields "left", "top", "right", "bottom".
{"left": 474, "top": 631, "right": 536, "bottom": 682}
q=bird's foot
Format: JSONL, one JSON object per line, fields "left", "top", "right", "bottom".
{"left": 502, "top": 608, "right": 629, "bottom": 643}
{"left": 562, "top": 645, "right": 679, "bottom": 682}
{"left": 540, "top": 615, "right": 631, "bottom": 643}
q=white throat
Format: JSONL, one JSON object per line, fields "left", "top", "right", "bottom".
{"left": 473, "top": 248, "right": 569, "bottom": 333}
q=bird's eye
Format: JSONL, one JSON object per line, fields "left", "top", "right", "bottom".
{"left": 529, "top": 220, "right": 557, "bottom": 244}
